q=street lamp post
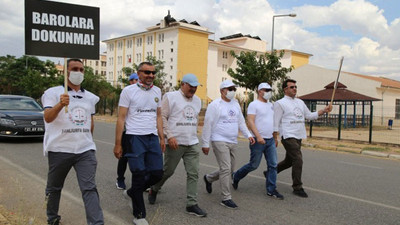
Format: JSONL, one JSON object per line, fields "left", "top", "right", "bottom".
{"left": 271, "top": 13, "right": 296, "bottom": 52}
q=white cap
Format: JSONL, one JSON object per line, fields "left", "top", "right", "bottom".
{"left": 258, "top": 83, "right": 272, "bottom": 90}
{"left": 220, "top": 80, "right": 237, "bottom": 89}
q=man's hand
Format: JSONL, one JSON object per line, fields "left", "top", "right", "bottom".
{"left": 160, "top": 138, "right": 166, "bottom": 153}
{"left": 202, "top": 147, "right": 210, "bottom": 155}
{"left": 168, "top": 137, "right": 178, "bottom": 150}
{"left": 113, "top": 145, "right": 122, "bottom": 159}
{"left": 325, "top": 104, "right": 333, "bottom": 113}
{"left": 256, "top": 136, "right": 266, "bottom": 145}
{"left": 60, "top": 93, "right": 69, "bottom": 106}
{"left": 249, "top": 137, "right": 255, "bottom": 145}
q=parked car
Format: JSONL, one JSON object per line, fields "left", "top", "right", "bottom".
{"left": 0, "top": 95, "right": 45, "bottom": 138}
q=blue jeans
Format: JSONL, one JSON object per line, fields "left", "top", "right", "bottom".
{"left": 233, "top": 138, "right": 277, "bottom": 193}
{"left": 125, "top": 134, "right": 163, "bottom": 219}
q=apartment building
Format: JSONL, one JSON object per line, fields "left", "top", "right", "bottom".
{"left": 102, "top": 12, "right": 311, "bottom": 103}
{"left": 83, "top": 53, "right": 107, "bottom": 76}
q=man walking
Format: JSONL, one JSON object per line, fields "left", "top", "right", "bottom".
{"left": 273, "top": 79, "right": 331, "bottom": 198}
{"left": 115, "top": 72, "right": 139, "bottom": 190}
{"left": 148, "top": 73, "right": 207, "bottom": 217}
{"left": 202, "top": 80, "right": 255, "bottom": 209}
{"left": 42, "top": 58, "right": 104, "bottom": 225}
{"left": 114, "top": 62, "right": 165, "bottom": 225}
{"left": 232, "top": 83, "right": 284, "bottom": 199}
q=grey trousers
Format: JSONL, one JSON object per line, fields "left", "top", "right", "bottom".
{"left": 205, "top": 141, "right": 238, "bottom": 201}
{"left": 46, "top": 150, "right": 104, "bottom": 225}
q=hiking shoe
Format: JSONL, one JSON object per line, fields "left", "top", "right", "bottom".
{"left": 148, "top": 188, "right": 158, "bottom": 204}
{"left": 267, "top": 190, "right": 284, "bottom": 200}
{"left": 204, "top": 175, "right": 212, "bottom": 193}
{"left": 231, "top": 172, "right": 238, "bottom": 190}
{"left": 293, "top": 188, "right": 308, "bottom": 198}
{"left": 47, "top": 218, "right": 61, "bottom": 225}
{"left": 220, "top": 199, "right": 238, "bottom": 209}
{"left": 186, "top": 204, "right": 207, "bottom": 217}
{"left": 123, "top": 190, "right": 133, "bottom": 209}
{"left": 116, "top": 179, "right": 126, "bottom": 190}
{"left": 133, "top": 218, "right": 149, "bottom": 225}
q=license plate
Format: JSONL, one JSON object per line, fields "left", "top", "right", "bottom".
{"left": 24, "top": 127, "right": 44, "bottom": 132}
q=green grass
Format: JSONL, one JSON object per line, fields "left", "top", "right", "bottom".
{"left": 362, "top": 146, "right": 390, "bottom": 152}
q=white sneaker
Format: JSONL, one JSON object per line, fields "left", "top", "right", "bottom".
{"left": 133, "top": 218, "right": 149, "bottom": 225}
{"left": 123, "top": 190, "right": 133, "bottom": 209}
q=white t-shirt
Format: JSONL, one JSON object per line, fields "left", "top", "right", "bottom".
{"left": 247, "top": 100, "right": 274, "bottom": 139}
{"left": 211, "top": 100, "right": 241, "bottom": 144}
{"left": 119, "top": 84, "right": 161, "bottom": 135}
{"left": 162, "top": 90, "right": 201, "bottom": 146}
{"left": 41, "top": 86, "right": 99, "bottom": 156}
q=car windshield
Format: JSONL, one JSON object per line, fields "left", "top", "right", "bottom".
{"left": 0, "top": 98, "right": 43, "bottom": 111}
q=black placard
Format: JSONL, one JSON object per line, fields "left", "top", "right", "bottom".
{"left": 25, "top": 0, "right": 100, "bottom": 59}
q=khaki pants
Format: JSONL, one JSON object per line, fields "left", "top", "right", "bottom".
{"left": 277, "top": 138, "right": 303, "bottom": 190}
{"left": 205, "top": 141, "right": 238, "bottom": 201}
{"left": 152, "top": 144, "right": 200, "bottom": 206}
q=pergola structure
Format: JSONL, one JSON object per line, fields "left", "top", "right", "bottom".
{"left": 299, "top": 81, "right": 381, "bottom": 128}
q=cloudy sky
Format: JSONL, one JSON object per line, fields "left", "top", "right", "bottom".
{"left": 1, "top": 0, "right": 399, "bottom": 81}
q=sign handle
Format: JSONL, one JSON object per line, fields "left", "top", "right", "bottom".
{"left": 329, "top": 56, "right": 344, "bottom": 114}
{"left": 64, "top": 58, "right": 68, "bottom": 113}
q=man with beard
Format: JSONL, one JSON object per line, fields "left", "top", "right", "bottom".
{"left": 148, "top": 74, "right": 207, "bottom": 217}
{"left": 114, "top": 62, "right": 165, "bottom": 225}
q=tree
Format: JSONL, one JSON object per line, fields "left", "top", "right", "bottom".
{"left": 227, "top": 50, "right": 293, "bottom": 93}
{"left": 0, "top": 55, "right": 60, "bottom": 99}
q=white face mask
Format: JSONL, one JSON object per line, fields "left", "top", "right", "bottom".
{"left": 69, "top": 71, "right": 84, "bottom": 85}
{"left": 263, "top": 92, "right": 272, "bottom": 101}
{"left": 226, "top": 90, "right": 236, "bottom": 100}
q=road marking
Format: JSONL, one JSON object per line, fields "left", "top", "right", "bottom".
{"left": 200, "top": 163, "right": 400, "bottom": 212}
{"left": 0, "top": 155, "right": 130, "bottom": 225}
{"left": 94, "top": 139, "right": 114, "bottom": 145}
{"left": 338, "top": 161, "right": 382, "bottom": 169}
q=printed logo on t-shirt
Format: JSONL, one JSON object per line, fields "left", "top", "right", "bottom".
{"left": 293, "top": 107, "right": 303, "bottom": 119}
{"left": 183, "top": 105, "right": 196, "bottom": 121}
{"left": 223, "top": 109, "right": 238, "bottom": 124}
{"left": 68, "top": 106, "right": 88, "bottom": 126}
{"left": 154, "top": 97, "right": 159, "bottom": 103}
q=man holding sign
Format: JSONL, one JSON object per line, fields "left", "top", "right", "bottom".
{"left": 42, "top": 58, "right": 104, "bottom": 225}
{"left": 269, "top": 79, "right": 332, "bottom": 198}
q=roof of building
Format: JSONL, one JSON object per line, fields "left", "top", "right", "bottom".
{"left": 208, "top": 39, "right": 264, "bottom": 53}
{"left": 298, "top": 81, "right": 381, "bottom": 102}
{"left": 220, "top": 33, "right": 261, "bottom": 41}
{"left": 347, "top": 72, "right": 400, "bottom": 89}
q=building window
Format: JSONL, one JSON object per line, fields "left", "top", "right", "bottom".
{"left": 137, "top": 38, "right": 142, "bottom": 47}
{"left": 147, "top": 36, "right": 153, "bottom": 45}
{"left": 102, "top": 61, "right": 106, "bottom": 67}
{"left": 158, "top": 33, "right": 164, "bottom": 43}
{"left": 171, "top": 41, "right": 173, "bottom": 45}
{"left": 95, "top": 70, "right": 98, "bottom": 75}
{"left": 170, "top": 65, "right": 173, "bottom": 70}
{"left": 171, "top": 48, "right": 173, "bottom": 53}
{"left": 127, "top": 40, "right": 133, "bottom": 48}
{"left": 161, "top": 50, "right": 164, "bottom": 59}
{"left": 222, "top": 64, "right": 228, "bottom": 71}
{"left": 170, "top": 58, "right": 173, "bottom": 62}
{"left": 108, "top": 43, "right": 114, "bottom": 51}
{"left": 117, "top": 41, "right": 123, "bottom": 50}
{"left": 96, "top": 61, "right": 99, "bottom": 66}
{"left": 222, "top": 51, "right": 228, "bottom": 59}
{"left": 127, "top": 55, "right": 132, "bottom": 63}
{"left": 396, "top": 99, "right": 400, "bottom": 119}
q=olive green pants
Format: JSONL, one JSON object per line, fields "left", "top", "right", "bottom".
{"left": 152, "top": 144, "right": 200, "bottom": 206}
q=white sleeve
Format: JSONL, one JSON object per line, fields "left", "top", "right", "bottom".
{"left": 201, "top": 102, "right": 217, "bottom": 148}
{"left": 41, "top": 88, "right": 59, "bottom": 108}
{"left": 118, "top": 87, "right": 130, "bottom": 108}
{"left": 273, "top": 101, "right": 284, "bottom": 132}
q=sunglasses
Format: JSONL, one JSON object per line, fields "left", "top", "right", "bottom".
{"left": 260, "top": 89, "right": 272, "bottom": 92}
{"left": 287, "top": 85, "right": 297, "bottom": 89}
{"left": 226, "top": 87, "right": 237, "bottom": 91}
{"left": 139, "top": 70, "right": 156, "bottom": 75}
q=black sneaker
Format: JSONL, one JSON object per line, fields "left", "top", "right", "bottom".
{"left": 116, "top": 179, "right": 126, "bottom": 190}
{"left": 231, "top": 172, "right": 238, "bottom": 190}
{"left": 204, "top": 175, "right": 212, "bottom": 193}
{"left": 186, "top": 204, "right": 207, "bottom": 217}
{"left": 220, "top": 199, "right": 238, "bottom": 209}
{"left": 148, "top": 188, "right": 158, "bottom": 204}
{"left": 267, "top": 190, "right": 284, "bottom": 200}
{"left": 47, "top": 217, "right": 61, "bottom": 225}
{"left": 293, "top": 188, "right": 308, "bottom": 198}
{"left": 263, "top": 170, "right": 267, "bottom": 178}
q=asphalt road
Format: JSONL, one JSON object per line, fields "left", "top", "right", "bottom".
{"left": 0, "top": 120, "right": 399, "bottom": 225}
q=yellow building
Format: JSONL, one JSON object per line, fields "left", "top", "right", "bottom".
{"left": 102, "top": 12, "right": 312, "bottom": 104}
{"left": 102, "top": 12, "right": 212, "bottom": 103}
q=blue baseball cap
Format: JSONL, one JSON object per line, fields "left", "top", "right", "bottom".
{"left": 182, "top": 73, "right": 200, "bottom": 86}
{"left": 129, "top": 73, "right": 138, "bottom": 81}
